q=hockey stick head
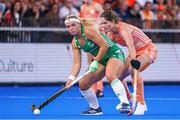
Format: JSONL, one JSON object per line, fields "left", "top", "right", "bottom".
{"left": 128, "top": 106, "right": 135, "bottom": 116}
{"left": 31, "top": 104, "right": 36, "bottom": 112}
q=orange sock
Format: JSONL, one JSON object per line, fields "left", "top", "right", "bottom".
{"left": 136, "top": 76, "right": 145, "bottom": 104}
{"left": 96, "top": 80, "right": 103, "bottom": 92}
{"left": 122, "top": 80, "right": 131, "bottom": 100}
{"left": 92, "top": 80, "right": 103, "bottom": 93}
{"left": 92, "top": 83, "right": 97, "bottom": 93}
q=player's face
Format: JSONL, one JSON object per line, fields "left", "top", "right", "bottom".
{"left": 99, "top": 17, "right": 114, "bottom": 33}
{"left": 65, "top": 22, "right": 81, "bottom": 35}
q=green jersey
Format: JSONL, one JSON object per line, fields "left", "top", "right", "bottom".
{"left": 74, "top": 25, "right": 125, "bottom": 66}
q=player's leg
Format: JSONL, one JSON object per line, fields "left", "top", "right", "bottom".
{"left": 91, "top": 83, "right": 97, "bottom": 94}
{"left": 79, "top": 64, "right": 105, "bottom": 115}
{"left": 119, "top": 57, "right": 133, "bottom": 100}
{"left": 106, "top": 58, "right": 130, "bottom": 114}
{"left": 96, "top": 80, "right": 104, "bottom": 97}
{"left": 116, "top": 55, "right": 148, "bottom": 114}
{"left": 115, "top": 56, "right": 132, "bottom": 111}
{"left": 131, "top": 54, "right": 151, "bottom": 115}
{"left": 87, "top": 53, "right": 104, "bottom": 97}
{"left": 133, "top": 43, "right": 157, "bottom": 115}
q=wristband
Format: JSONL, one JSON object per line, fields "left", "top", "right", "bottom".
{"left": 68, "top": 75, "right": 75, "bottom": 81}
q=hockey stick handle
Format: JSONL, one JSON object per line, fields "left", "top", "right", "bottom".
{"left": 70, "top": 70, "right": 91, "bottom": 86}
{"left": 128, "top": 69, "right": 138, "bottom": 116}
{"left": 132, "top": 69, "right": 138, "bottom": 107}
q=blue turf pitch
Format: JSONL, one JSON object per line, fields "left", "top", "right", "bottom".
{"left": 0, "top": 84, "right": 180, "bottom": 119}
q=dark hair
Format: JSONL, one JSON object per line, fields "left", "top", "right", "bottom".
{"left": 100, "top": 10, "right": 119, "bottom": 24}
{"left": 10, "top": 0, "right": 22, "bottom": 18}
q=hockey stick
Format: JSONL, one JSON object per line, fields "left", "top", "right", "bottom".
{"left": 128, "top": 69, "right": 138, "bottom": 115}
{"left": 31, "top": 70, "right": 91, "bottom": 112}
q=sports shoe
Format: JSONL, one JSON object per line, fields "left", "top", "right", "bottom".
{"left": 144, "top": 102, "right": 148, "bottom": 112}
{"left": 119, "top": 103, "right": 131, "bottom": 114}
{"left": 80, "top": 107, "right": 103, "bottom": 115}
{"left": 130, "top": 93, "right": 148, "bottom": 112}
{"left": 96, "top": 90, "right": 104, "bottom": 98}
{"left": 134, "top": 103, "right": 146, "bottom": 115}
{"left": 116, "top": 93, "right": 148, "bottom": 111}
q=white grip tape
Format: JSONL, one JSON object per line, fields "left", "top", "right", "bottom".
{"left": 68, "top": 75, "right": 76, "bottom": 81}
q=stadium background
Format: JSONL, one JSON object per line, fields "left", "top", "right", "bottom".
{"left": 0, "top": 0, "right": 180, "bottom": 119}
{"left": 0, "top": 0, "right": 180, "bottom": 84}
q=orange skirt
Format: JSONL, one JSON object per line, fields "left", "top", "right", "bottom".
{"left": 136, "top": 42, "right": 158, "bottom": 63}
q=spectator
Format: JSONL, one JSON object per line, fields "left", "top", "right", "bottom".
{"left": 3, "top": 0, "right": 22, "bottom": 42}
{"left": 4, "top": 0, "right": 22, "bottom": 26}
{"left": 0, "top": 2, "right": 5, "bottom": 21}
{"left": 72, "top": 0, "right": 82, "bottom": 10}
{"left": 113, "top": 0, "right": 130, "bottom": 21}
{"left": 23, "top": 1, "right": 45, "bottom": 19}
{"left": 21, "top": 0, "right": 31, "bottom": 19}
{"left": 128, "top": 0, "right": 136, "bottom": 7}
{"left": 103, "top": 0, "right": 113, "bottom": 10}
{"left": 154, "top": 0, "right": 166, "bottom": 11}
{"left": 153, "top": 1, "right": 164, "bottom": 19}
{"left": 140, "top": 1, "right": 156, "bottom": 28}
{"left": 79, "top": 0, "right": 103, "bottom": 18}
{"left": 136, "top": 0, "right": 153, "bottom": 8}
{"left": 3, "top": 0, "right": 12, "bottom": 15}
{"left": 166, "top": 5, "right": 178, "bottom": 20}
{"left": 0, "top": 9, "right": 2, "bottom": 20}
{"left": 39, "top": 3, "right": 60, "bottom": 42}
{"left": 129, "top": 2, "right": 141, "bottom": 19}
{"left": 58, "top": 0, "right": 79, "bottom": 19}
{"left": 156, "top": 10, "right": 167, "bottom": 20}
{"left": 128, "top": 2, "right": 142, "bottom": 27}
{"left": 0, "top": 1, "right": 6, "bottom": 14}
{"left": 177, "top": 6, "right": 180, "bottom": 20}
{"left": 45, "top": 0, "right": 62, "bottom": 11}
{"left": 93, "top": 0, "right": 105, "bottom": 5}
{"left": 45, "top": 3, "right": 60, "bottom": 27}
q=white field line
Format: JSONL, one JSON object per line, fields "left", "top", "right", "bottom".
{"left": 0, "top": 96, "right": 180, "bottom": 101}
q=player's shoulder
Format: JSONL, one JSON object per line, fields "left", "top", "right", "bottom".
{"left": 71, "top": 38, "right": 78, "bottom": 48}
{"left": 84, "top": 26, "right": 98, "bottom": 35}
{"left": 118, "top": 22, "right": 134, "bottom": 32}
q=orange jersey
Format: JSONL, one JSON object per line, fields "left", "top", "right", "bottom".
{"left": 79, "top": 1, "right": 101, "bottom": 18}
{"left": 107, "top": 22, "right": 157, "bottom": 62}
{"left": 109, "top": 23, "right": 152, "bottom": 50}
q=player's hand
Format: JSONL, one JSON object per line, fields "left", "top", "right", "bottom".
{"left": 65, "top": 80, "right": 73, "bottom": 89}
{"left": 89, "top": 60, "right": 99, "bottom": 72}
{"left": 130, "top": 59, "right": 141, "bottom": 70}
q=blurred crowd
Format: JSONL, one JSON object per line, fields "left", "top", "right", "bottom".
{"left": 0, "top": 0, "right": 180, "bottom": 28}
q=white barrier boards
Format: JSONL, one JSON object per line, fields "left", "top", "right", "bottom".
{"left": 0, "top": 43, "right": 180, "bottom": 83}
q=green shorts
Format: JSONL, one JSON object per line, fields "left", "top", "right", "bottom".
{"left": 99, "top": 49, "right": 125, "bottom": 66}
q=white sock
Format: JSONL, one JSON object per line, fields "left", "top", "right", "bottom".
{"left": 111, "top": 78, "right": 129, "bottom": 104}
{"left": 80, "top": 88, "right": 99, "bottom": 109}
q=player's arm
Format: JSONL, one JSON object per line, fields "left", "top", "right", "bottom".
{"left": 107, "top": 32, "right": 115, "bottom": 42}
{"left": 66, "top": 39, "right": 82, "bottom": 87}
{"left": 70, "top": 39, "right": 82, "bottom": 77}
{"left": 120, "top": 26, "right": 136, "bottom": 59}
{"left": 85, "top": 27, "right": 108, "bottom": 62}
{"left": 79, "top": 17, "right": 98, "bottom": 28}
{"left": 120, "top": 26, "right": 140, "bottom": 70}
